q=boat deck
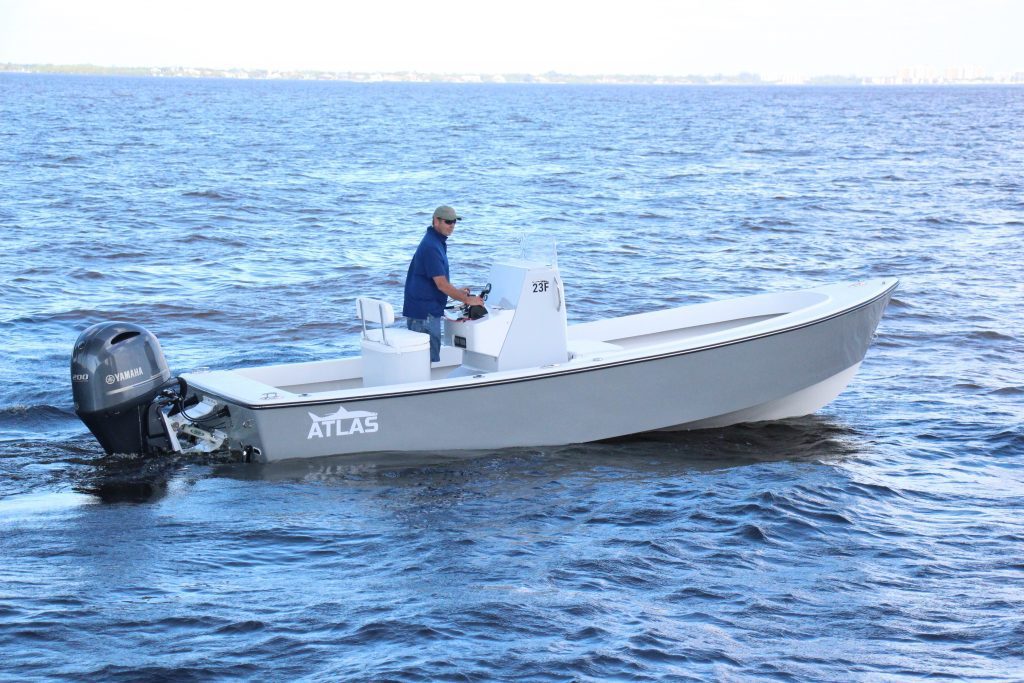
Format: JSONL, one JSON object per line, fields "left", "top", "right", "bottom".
{"left": 181, "top": 282, "right": 893, "bottom": 409}
{"left": 602, "top": 313, "right": 784, "bottom": 350}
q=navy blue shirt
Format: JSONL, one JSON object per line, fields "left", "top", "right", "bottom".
{"left": 402, "top": 226, "right": 449, "bottom": 318}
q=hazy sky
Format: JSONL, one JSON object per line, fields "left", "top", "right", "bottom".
{"left": 1, "top": 0, "right": 1020, "bottom": 77}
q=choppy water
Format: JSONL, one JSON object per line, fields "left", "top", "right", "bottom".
{"left": 1, "top": 74, "right": 1022, "bottom": 680}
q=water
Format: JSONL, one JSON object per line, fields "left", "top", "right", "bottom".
{"left": 1, "top": 74, "right": 1022, "bottom": 680}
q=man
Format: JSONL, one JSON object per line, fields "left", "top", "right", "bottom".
{"left": 402, "top": 205, "right": 484, "bottom": 363}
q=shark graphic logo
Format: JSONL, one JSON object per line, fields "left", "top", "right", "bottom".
{"left": 307, "top": 405, "right": 379, "bottom": 439}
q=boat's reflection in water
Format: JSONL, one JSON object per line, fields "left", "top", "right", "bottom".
{"left": 74, "top": 455, "right": 177, "bottom": 504}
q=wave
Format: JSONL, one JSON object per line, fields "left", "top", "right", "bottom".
{"left": 0, "top": 403, "right": 76, "bottom": 428}
{"left": 174, "top": 233, "right": 248, "bottom": 248}
{"left": 741, "top": 147, "right": 788, "bottom": 155}
{"left": 182, "top": 190, "right": 237, "bottom": 201}
{"left": 6, "top": 303, "right": 226, "bottom": 326}
{"left": 0, "top": 403, "right": 73, "bottom": 416}
{"left": 78, "top": 664, "right": 259, "bottom": 682}
{"left": 966, "top": 329, "right": 1016, "bottom": 342}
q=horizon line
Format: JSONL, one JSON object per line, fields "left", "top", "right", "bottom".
{"left": 4, "top": 62, "right": 1024, "bottom": 86}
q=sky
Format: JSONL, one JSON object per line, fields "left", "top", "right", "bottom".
{"left": 0, "top": 0, "right": 1021, "bottom": 78}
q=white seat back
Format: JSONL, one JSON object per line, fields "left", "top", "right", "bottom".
{"left": 356, "top": 297, "right": 396, "bottom": 326}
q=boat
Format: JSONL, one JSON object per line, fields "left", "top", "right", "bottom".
{"left": 71, "top": 246, "right": 898, "bottom": 463}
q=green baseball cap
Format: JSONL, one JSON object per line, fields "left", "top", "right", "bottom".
{"left": 433, "top": 205, "right": 461, "bottom": 221}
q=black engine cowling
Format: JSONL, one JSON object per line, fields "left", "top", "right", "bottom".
{"left": 71, "top": 322, "right": 171, "bottom": 455}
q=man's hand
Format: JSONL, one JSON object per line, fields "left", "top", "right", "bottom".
{"left": 434, "top": 276, "right": 485, "bottom": 307}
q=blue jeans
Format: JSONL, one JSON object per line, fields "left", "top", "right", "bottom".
{"left": 406, "top": 315, "right": 442, "bottom": 363}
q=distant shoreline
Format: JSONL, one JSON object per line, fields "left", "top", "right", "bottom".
{"left": 3, "top": 63, "right": 1023, "bottom": 86}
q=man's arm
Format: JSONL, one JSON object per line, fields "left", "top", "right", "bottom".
{"left": 433, "top": 275, "right": 484, "bottom": 306}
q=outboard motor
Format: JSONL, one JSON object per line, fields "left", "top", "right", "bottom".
{"left": 71, "top": 322, "right": 171, "bottom": 455}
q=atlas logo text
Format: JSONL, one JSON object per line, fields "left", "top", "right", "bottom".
{"left": 307, "top": 406, "right": 379, "bottom": 439}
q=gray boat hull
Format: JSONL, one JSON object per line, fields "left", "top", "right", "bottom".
{"left": 184, "top": 279, "right": 896, "bottom": 462}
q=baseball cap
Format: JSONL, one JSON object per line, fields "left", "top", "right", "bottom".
{"left": 432, "top": 205, "right": 461, "bottom": 221}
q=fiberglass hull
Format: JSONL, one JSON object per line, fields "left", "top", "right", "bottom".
{"left": 181, "top": 278, "right": 898, "bottom": 462}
